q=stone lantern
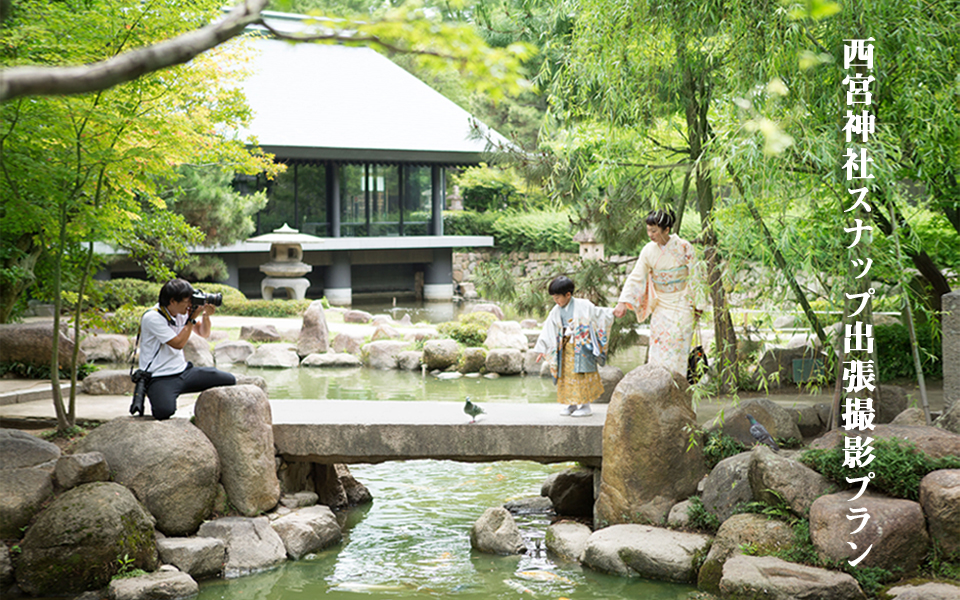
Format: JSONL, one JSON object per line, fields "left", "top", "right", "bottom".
{"left": 246, "top": 223, "right": 323, "bottom": 300}
{"left": 573, "top": 229, "right": 604, "bottom": 261}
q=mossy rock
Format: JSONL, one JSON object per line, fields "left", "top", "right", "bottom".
{"left": 15, "top": 482, "right": 157, "bottom": 596}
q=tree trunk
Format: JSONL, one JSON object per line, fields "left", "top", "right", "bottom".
{"left": 683, "top": 65, "right": 738, "bottom": 391}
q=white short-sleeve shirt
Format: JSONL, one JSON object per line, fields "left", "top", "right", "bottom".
{"left": 139, "top": 305, "right": 188, "bottom": 377}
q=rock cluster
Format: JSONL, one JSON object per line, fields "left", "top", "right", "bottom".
{"left": 1, "top": 384, "right": 372, "bottom": 598}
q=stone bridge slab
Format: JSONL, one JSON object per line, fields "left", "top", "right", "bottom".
{"left": 270, "top": 400, "right": 605, "bottom": 466}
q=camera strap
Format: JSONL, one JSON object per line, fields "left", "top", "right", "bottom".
{"left": 129, "top": 308, "right": 166, "bottom": 378}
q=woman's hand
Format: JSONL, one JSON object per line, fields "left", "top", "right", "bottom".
{"left": 613, "top": 303, "right": 628, "bottom": 319}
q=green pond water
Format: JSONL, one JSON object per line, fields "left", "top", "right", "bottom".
{"left": 196, "top": 459, "right": 698, "bottom": 600}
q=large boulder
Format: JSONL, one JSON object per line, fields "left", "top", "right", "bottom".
{"left": 215, "top": 340, "right": 255, "bottom": 365}
{"left": 541, "top": 467, "right": 594, "bottom": 517}
{"left": 193, "top": 385, "right": 280, "bottom": 516}
{"left": 270, "top": 505, "right": 342, "bottom": 559}
{"left": 753, "top": 346, "right": 827, "bottom": 388}
{"left": 544, "top": 521, "right": 591, "bottom": 562}
{"left": 196, "top": 517, "right": 286, "bottom": 578}
{"left": 485, "top": 348, "right": 523, "bottom": 375}
{"left": 0, "top": 428, "right": 60, "bottom": 469}
{"left": 332, "top": 332, "right": 365, "bottom": 356}
{"left": 80, "top": 369, "right": 134, "bottom": 395}
{"left": 16, "top": 482, "right": 158, "bottom": 596}
{"left": 0, "top": 322, "right": 85, "bottom": 368}
{"left": 79, "top": 333, "right": 131, "bottom": 363}
{"left": 810, "top": 424, "right": 960, "bottom": 460}
{"left": 459, "top": 347, "right": 487, "bottom": 374}
{"left": 54, "top": 452, "right": 110, "bottom": 490}
{"left": 301, "top": 352, "right": 363, "bottom": 368}
{"left": 748, "top": 445, "right": 836, "bottom": 518}
{"left": 422, "top": 339, "right": 461, "bottom": 371}
{"left": 107, "top": 568, "right": 198, "bottom": 600}
{"left": 580, "top": 524, "right": 711, "bottom": 583}
{"left": 72, "top": 418, "right": 220, "bottom": 536}
{"left": 719, "top": 555, "right": 866, "bottom": 600}
{"left": 701, "top": 451, "right": 754, "bottom": 522}
{"left": 184, "top": 333, "right": 215, "bottom": 368}
{"left": 361, "top": 340, "right": 408, "bottom": 370}
{"left": 876, "top": 385, "right": 909, "bottom": 424}
{"left": 935, "top": 401, "right": 960, "bottom": 435}
{"left": 596, "top": 365, "right": 624, "bottom": 404}
{"left": 0, "top": 430, "right": 60, "bottom": 538}
{"left": 342, "top": 310, "right": 372, "bottom": 324}
{"left": 697, "top": 513, "right": 794, "bottom": 593}
{"left": 370, "top": 323, "right": 401, "bottom": 341}
{"left": 809, "top": 490, "right": 929, "bottom": 575}
{"left": 707, "top": 397, "right": 802, "bottom": 447}
{"left": 470, "top": 303, "right": 504, "bottom": 320}
{"left": 246, "top": 344, "right": 300, "bottom": 368}
{"left": 919, "top": 469, "right": 960, "bottom": 557}
{"left": 297, "top": 300, "right": 330, "bottom": 357}
{"left": 470, "top": 507, "right": 525, "bottom": 555}
{"left": 483, "top": 321, "right": 528, "bottom": 351}
{"left": 886, "top": 582, "right": 960, "bottom": 600}
{"left": 156, "top": 536, "right": 226, "bottom": 579}
{"left": 396, "top": 351, "right": 422, "bottom": 371}
{"left": 240, "top": 324, "right": 281, "bottom": 342}
{"left": 595, "top": 364, "right": 706, "bottom": 526}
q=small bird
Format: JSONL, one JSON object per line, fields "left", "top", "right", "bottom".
{"left": 747, "top": 414, "right": 780, "bottom": 452}
{"left": 464, "top": 397, "right": 485, "bottom": 423}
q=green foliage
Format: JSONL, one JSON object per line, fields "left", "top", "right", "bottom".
{"left": 491, "top": 210, "right": 576, "bottom": 253}
{"left": 701, "top": 430, "right": 746, "bottom": 470}
{"left": 455, "top": 166, "right": 521, "bottom": 212}
{"left": 445, "top": 208, "right": 576, "bottom": 253}
{"left": 112, "top": 554, "right": 146, "bottom": 580}
{"left": 437, "top": 311, "right": 497, "bottom": 346}
{"left": 0, "top": 362, "right": 96, "bottom": 381}
{"left": 443, "top": 210, "right": 501, "bottom": 238}
{"left": 800, "top": 437, "right": 960, "bottom": 501}
{"left": 105, "top": 305, "right": 151, "bottom": 336}
{"left": 97, "top": 279, "right": 162, "bottom": 311}
{"left": 873, "top": 323, "right": 942, "bottom": 381}
{"left": 685, "top": 496, "right": 721, "bottom": 533}
{"left": 220, "top": 297, "right": 311, "bottom": 318}
{"left": 736, "top": 490, "right": 797, "bottom": 524}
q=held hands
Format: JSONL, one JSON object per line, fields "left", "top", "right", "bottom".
{"left": 613, "top": 303, "right": 628, "bottom": 319}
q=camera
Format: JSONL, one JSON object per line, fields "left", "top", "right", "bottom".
{"left": 191, "top": 289, "right": 223, "bottom": 307}
{"left": 130, "top": 369, "right": 151, "bottom": 416}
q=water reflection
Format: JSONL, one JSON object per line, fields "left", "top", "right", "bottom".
{"left": 196, "top": 461, "right": 697, "bottom": 600}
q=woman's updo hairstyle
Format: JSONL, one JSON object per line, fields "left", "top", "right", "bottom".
{"left": 645, "top": 209, "right": 676, "bottom": 231}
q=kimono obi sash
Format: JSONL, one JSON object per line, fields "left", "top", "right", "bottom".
{"left": 651, "top": 264, "right": 689, "bottom": 294}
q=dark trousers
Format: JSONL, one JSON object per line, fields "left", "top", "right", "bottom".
{"left": 146, "top": 363, "right": 236, "bottom": 420}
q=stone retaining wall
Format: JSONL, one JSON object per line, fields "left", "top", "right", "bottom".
{"left": 453, "top": 251, "right": 637, "bottom": 297}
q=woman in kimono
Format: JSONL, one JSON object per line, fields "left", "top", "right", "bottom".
{"left": 533, "top": 276, "right": 614, "bottom": 417}
{"left": 613, "top": 210, "right": 706, "bottom": 376}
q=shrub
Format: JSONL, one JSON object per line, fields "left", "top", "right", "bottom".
{"left": 873, "top": 322, "right": 941, "bottom": 381}
{"left": 106, "top": 305, "right": 152, "bottom": 335}
{"left": 220, "top": 297, "right": 311, "bottom": 318}
{"left": 491, "top": 210, "right": 577, "bottom": 253}
{"left": 97, "top": 279, "right": 161, "bottom": 311}
{"left": 443, "top": 209, "right": 500, "bottom": 237}
{"left": 437, "top": 311, "right": 497, "bottom": 346}
{"left": 800, "top": 437, "right": 960, "bottom": 500}
{"left": 701, "top": 430, "right": 747, "bottom": 470}
{"left": 0, "top": 361, "right": 96, "bottom": 380}
{"left": 686, "top": 496, "right": 721, "bottom": 533}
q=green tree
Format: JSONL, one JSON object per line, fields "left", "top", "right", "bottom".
{"left": 0, "top": 0, "right": 279, "bottom": 431}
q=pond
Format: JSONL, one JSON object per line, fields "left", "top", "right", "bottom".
{"left": 196, "top": 459, "right": 698, "bottom": 600}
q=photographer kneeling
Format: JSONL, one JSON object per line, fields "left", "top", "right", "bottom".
{"left": 136, "top": 278, "right": 236, "bottom": 420}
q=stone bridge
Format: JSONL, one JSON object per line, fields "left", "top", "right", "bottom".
{"left": 270, "top": 400, "right": 605, "bottom": 466}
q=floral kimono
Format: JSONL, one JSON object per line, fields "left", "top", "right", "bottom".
{"left": 618, "top": 236, "right": 707, "bottom": 376}
{"left": 533, "top": 298, "right": 614, "bottom": 405}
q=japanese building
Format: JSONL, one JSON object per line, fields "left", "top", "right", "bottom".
{"left": 107, "top": 12, "right": 500, "bottom": 305}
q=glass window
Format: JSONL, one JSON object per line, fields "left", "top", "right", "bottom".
{"left": 404, "top": 166, "right": 432, "bottom": 236}
{"left": 256, "top": 163, "right": 295, "bottom": 234}
{"left": 369, "top": 165, "right": 400, "bottom": 236}
{"left": 297, "top": 163, "right": 327, "bottom": 236}
{"left": 340, "top": 164, "right": 367, "bottom": 237}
